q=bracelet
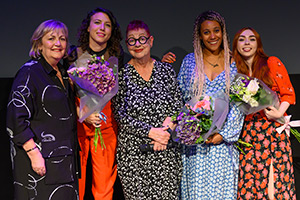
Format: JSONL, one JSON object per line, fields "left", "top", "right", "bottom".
{"left": 26, "top": 146, "right": 38, "bottom": 153}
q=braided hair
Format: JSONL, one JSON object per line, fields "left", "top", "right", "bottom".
{"left": 191, "top": 10, "right": 231, "bottom": 97}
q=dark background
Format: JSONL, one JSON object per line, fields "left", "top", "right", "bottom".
{"left": 1, "top": 0, "right": 300, "bottom": 199}
{"left": 1, "top": 0, "right": 300, "bottom": 77}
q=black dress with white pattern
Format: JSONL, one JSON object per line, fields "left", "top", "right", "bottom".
{"left": 113, "top": 61, "right": 183, "bottom": 200}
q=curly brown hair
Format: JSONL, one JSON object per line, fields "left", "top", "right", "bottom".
{"left": 77, "top": 7, "right": 122, "bottom": 57}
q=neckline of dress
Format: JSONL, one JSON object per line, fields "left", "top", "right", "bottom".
{"left": 128, "top": 61, "right": 156, "bottom": 83}
{"left": 87, "top": 46, "right": 107, "bottom": 57}
{"left": 204, "top": 62, "right": 234, "bottom": 82}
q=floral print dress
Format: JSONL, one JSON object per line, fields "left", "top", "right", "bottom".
{"left": 113, "top": 61, "right": 183, "bottom": 200}
{"left": 237, "top": 56, "right": 296, "bottom": 200}
{"left": 178, "top": 53, "right": 244, "bottom": 199}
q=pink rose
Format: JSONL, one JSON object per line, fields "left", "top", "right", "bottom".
{"left": 193, "top": 96, "right": 211, "bottom": 111}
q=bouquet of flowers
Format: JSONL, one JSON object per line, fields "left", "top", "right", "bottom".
{"left": 230, "top": 73, "right": 300, "bottom": 143}
{"left": 229, "top": 73, "right": 278, "bottom": 115}
{"left": 172, "top": 92, "right": 229, "bottom": 145}
{"left": 68, "top": 55, "right": 118, "bottom": 150}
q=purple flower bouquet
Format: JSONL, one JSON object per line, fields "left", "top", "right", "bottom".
{"left": 68, "top": 55, "right": 118, "bottom": 150}
{"left": 172, "top": 92, "right": 229, "bottom": 145}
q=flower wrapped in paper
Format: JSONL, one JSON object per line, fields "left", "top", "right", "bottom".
{"left": 230, "top": 73, "right": 300, "bottom": 143}
{"left": 68, "top": 55, "right": 118, "bottom": 150}
{"left": 172, "top": 92, "right": 229, "bottom": 145}
{"left": 229, "top": 73, "right": 278, "bottom": 115}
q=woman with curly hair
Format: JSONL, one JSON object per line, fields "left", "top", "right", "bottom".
{"left": 66, "top": 7, "right": 123, "bottom": 200}
{"left": 177, "top": 10, "right": 244, "bottom": 199}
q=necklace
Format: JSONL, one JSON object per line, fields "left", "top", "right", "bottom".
{"left": 204, "top": 54, "right": 221, "bottom": 68}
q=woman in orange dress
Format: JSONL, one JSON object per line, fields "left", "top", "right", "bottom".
{"left": 233, "top": 27, "right": 296, "bottom": 199}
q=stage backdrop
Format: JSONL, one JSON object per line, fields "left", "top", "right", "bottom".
{"left": 0, "top": 0, "right": 300, "bottom": 77}
{"left": 1, "top": 0, "right": 300, "bottom": 199}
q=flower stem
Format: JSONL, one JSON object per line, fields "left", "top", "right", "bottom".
{"left": 291, "top": 128, "right": 300, "bottom": 143}
{"left": 94, "top": 127, "right": 106, "bottom": 152}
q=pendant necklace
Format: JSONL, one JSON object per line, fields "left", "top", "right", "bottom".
{"left": 204, "top": 54, "right": 221, "bottom": 68}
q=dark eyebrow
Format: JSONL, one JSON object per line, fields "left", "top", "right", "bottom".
{"left": 93, "top": 19, "right": 111, "bottom": 24}
{"left": 239, "top": 35, "right": 256, "bottom": 38}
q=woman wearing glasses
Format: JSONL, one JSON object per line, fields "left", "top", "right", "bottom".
{"left": 113, "top": 20, "right": 183, "bottom": 199}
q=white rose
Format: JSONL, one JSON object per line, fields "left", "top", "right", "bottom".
{"left": 242, "top": 94, "right": 252, "bottom": 103}
{"left": 249, "top": 99, "right": 259, "bottom": 107}
{"left": 247, "top": 79, "right": 260, "bottom": 95}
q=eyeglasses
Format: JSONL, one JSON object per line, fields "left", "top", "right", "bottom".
{"left": 126, "top": 36, "right": 150, "bottom": 46}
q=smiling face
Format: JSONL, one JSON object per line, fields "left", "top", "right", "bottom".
{"left": 39, "top": 30, "right": 67, "bottom": 66}
{"left": 126, "top": 28, "right": 153, "bottom": 59}
{"left": 200, "top": 20, "right": 223, "bottom": 53}
{"left": 88, "top": 12, "right": 112, "bottom": 50}
{"left": 237, "top": 29, "right": 258, "bottom": 61}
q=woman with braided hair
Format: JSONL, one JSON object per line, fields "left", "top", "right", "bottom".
{"left": 177, "top": 10, "right": 244, "bottom": 199}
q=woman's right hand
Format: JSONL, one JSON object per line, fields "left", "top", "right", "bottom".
{"left": 148, "top": 127, "right": 170, "bottom": 145}
{"left": 23, "top": 138, "right": 46, "bottom": 176}
{"left": 161, "top": 52, "right": 176, "bottom": 63}
{"left": 27, "top": 148, "right": 46, "bottom": 176}
{"left": 84, "top": 113, "right": 101, "bottom": 127}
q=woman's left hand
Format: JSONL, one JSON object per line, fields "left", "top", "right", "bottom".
{"left": 161, "top": 52, "right": 176, "bottom": 63}
{"left": 151, "top": 141, "right": 167, "bottom": 151}
{"left": 205, "top": 133, "right": 223, "bottom": 145}
{"left": 264, "top": 106, "right": 283, "bottom": 120}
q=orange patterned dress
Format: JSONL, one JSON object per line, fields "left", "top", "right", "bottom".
{"left": 237, "top": 56, "right": 296, "bottom": 199}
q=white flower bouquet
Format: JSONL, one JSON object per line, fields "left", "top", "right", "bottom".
{"left": 229, "top": 73, "right": 278, "bottom": 115}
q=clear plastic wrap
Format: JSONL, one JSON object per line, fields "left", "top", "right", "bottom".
{"left": 172, "top": 91, "right": 229, "bottom": 145}
{"left": 68, "top": 56, "right": 118, "bottom": 123}
{"left": 230, "top": 73, "right": 279, "bottom": 115}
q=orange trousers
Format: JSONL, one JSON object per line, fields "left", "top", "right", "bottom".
{"left": 77, "top": 101, "right": 117, "bottom": 200}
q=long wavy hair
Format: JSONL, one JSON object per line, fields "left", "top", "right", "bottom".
{"left": 192, "top": 10, "right": 231, "bottom": 97}
{"left": 232, "top": 27, "right": 273, "bottom": 87}
{"left": 77, "top": 7, "right": 122, "bottom": 57}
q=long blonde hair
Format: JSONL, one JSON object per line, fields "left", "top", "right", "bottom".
{"left": 192, "top": 10, "right": 231, "bottom": 96}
